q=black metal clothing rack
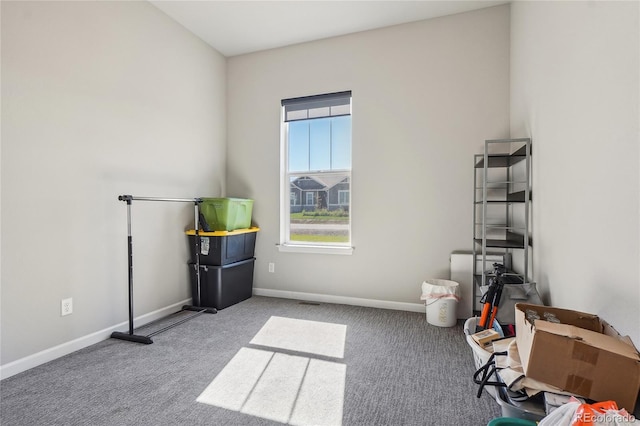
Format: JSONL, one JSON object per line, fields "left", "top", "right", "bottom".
{"left": 110, "top": 195, "right": 216, "bottom": 345}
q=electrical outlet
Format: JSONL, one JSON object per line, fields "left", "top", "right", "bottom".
{"left": 268, "top": 263, "right": 275, "bottom": 273}
{"left": 61, "top": 298, "right": 73, "bottom": 316}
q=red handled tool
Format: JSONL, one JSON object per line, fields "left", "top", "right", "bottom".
{"left": 487, "top": 281, "right": 504, "bottom": 329}
{"left": 477, "top": 281, "right": 497, "bottom": 332}
{"left": 476, "top": 263, "right": 506, "bottom": 332}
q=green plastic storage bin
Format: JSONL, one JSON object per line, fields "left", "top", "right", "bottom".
{"left": 200, "top": 198, "right": 254, "bottom": 231}
{"left": 487, "top": 418, "right": 538, "bottom": 426}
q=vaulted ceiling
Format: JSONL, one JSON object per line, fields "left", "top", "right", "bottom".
{"left": 150, "top": 1, "right": 508, "bottom": 57}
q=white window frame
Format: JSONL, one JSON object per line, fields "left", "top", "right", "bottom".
{"left": 279, "top": 91, "right": 353, "bottom": 255}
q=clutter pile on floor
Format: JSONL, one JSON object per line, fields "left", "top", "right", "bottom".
{"left": 465, "top": 302, "right": 640, "bottom": 425}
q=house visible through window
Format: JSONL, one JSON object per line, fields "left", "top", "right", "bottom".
{"left": 281, "top": 91, "right": 352, "bottom": 250}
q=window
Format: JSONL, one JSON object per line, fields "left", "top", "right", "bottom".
{"left": 338, "top": 190, "right": 349, "bottom": 206}
{"left": 305, "top": 192, "right": 315, "bottom": 207}
{"left": 281, "top": 91, "right": 352, "bottom": 254}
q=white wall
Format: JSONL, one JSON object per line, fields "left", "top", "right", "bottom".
{"left": 1, "top": 1, "right": 226, "bottom": 366}
{"left": 511, "top": 1, "right": 640, "bottom": 345}
{"left": 227, "top": 6, "right": 510, "bottom": 305}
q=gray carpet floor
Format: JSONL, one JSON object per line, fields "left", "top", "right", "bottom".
{"left": 0, "top": 296, "right": 502, "bottom": 425}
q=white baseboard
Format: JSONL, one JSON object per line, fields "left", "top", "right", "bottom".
{"left": 253, "top": 288, "right": 425, "bottom": 313}
{"left": 1, "top": 293, "right": 425, "bottom": 380}
{"left": 0, "top": 299, "right": 192, "bottom": 380}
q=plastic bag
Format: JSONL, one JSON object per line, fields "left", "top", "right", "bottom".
{"left": 538, "top": 399, "right": 582, "bottom": 426}
{"left": 571, "top": 401, "right": 638, "bottom": 425}
{"left": 539, "top": 399, "right": 639, "bottom": 426}
{"left": 479, "top": 281, "right": 542, "bottom": 325}
{"left": 420, "top": 279, "right": 460, "bottom": 302}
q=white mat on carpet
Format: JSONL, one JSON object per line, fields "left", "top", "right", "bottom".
{"left": 197, "top": 347, "right": 345, "bottom": 425}
{"left": 249, "top": 316, "right": 347, "bottom": 359}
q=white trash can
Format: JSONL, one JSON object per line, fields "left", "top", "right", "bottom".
{"left": 420, "top": 279, "right": 460, "bottom": 327}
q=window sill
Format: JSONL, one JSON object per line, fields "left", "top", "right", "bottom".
{"left": 278, "top": 243, "right": 353, "bottom": 255}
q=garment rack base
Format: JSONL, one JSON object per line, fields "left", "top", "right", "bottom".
{"left": 110, "top": 305, "right": 217, "bottom": 344}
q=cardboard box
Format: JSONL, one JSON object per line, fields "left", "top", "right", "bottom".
{"left": 472, "top": 329, "right": 500, "bottom": 347}
{"left": 515, "top": 303, "right": 640, "bottom": 411}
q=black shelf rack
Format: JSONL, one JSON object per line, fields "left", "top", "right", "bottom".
{"left": 472, "top": 138, "right": 532, "bottom": 314}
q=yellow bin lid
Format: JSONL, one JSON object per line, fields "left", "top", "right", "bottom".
{"left": 185, "top": 227, "right": 260, "bottom": 237}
